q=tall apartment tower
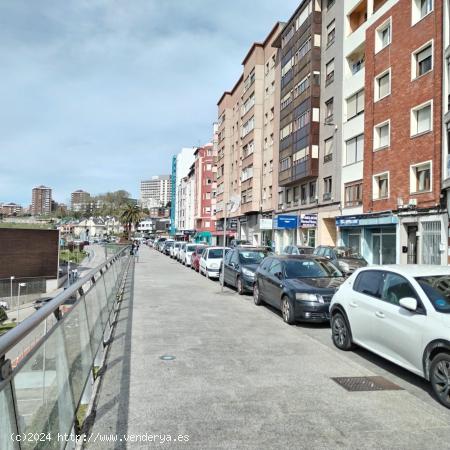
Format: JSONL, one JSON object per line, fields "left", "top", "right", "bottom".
{"left": 216, "top": 23, "right": 282, "bottom": 246}
{"left": 335, "top": 0, "right": 446, "bottom": 266}
{"left": 31, "top": 185, "right": 52, "bottom": 215}
{"left": 71, "top": 189, "right": 91, "bottom": 212}
{"left": 272, "top": 1, "right": 322, "bottom": 252}
{"left": 140, "top": 175, "right": 172, "bottom": 209}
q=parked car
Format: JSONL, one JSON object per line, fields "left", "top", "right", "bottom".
{"left": 220, "top": 247, "right": 269, "bottom": 294}
{"left": 171, "top": 242, "right": 181, "bottom": 258}
{"left": 282, "top": 245, "right": 314, "bottom": 255}
{"left": 314, "top": 246, "right": 367, "bottom": 275}
{"left": 253, "top": 255, "right": 344, "bottom": 324}
{"left": 162, "top": 240, "right": 174, "bottom": 255}
{"left": 33, "top": 297, "right": 53, "bottom": 310}
{"left": 178, "top": 242, "right": 187, "bottom": 262}
{"left": 230, "top": 239, "right": 251, "bottom": 248}
{"left": 183, "top": 243, "right": 205, "bottom": 266}
{"left": 192, "top": 245, "right": 207, "bottom": 272}
{"left": 330, "top": 265, "right": 450, "bottom": 409}
{"left": 157, "top": 238, "right": 169, "bottom": 252}
{"left": 199, "top": 247, "right": 231, "bottom": 279}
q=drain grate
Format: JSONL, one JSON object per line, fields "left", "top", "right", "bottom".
{"left": 331, "top": 376, "right": 403, "bottom": 392}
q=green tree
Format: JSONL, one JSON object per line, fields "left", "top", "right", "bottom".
{"left": 120, "top": 204, "right": 143, "bottom": 240}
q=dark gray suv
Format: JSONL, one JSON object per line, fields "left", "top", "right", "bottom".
{"left": 313, "top": 246, "right": 367, "bottom": 276}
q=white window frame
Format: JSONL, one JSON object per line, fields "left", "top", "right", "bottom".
{"left": 375, "top": 18, "right": 392, "bottom": 54}
{"left": 410, "top": 99, "right": 433, "bottom": 137}
{"left": 412, "top": 0, "right": 434, "bottom": 26}
{"left": 373, "top": 171, "right": 390, "bottom": 200}
{"left": 373, "top": 119, "right": 391, "bottom": 150}
{"left": 410, "top": 160, "right": 432, "bottom": 193}
{"left": 374, "top": 68, "right": 391, "bottom": 102}
{"left": 411, "top": 39, "right": 433, "bottom": 80}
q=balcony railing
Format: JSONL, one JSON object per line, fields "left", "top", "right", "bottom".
{"left": 0, "top": 245, "right": 131, "bottom": 449}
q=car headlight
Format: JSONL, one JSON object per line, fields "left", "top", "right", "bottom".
{"left": 338, "top": 261, "right": 350, "bottom": 272}
{"left": 295, "top": 293, "right": 324, "bottom": 303}
{"left": 242, "top": 267, "right": 255, "bottom": 278}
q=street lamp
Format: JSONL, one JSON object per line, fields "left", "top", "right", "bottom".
{"left": 17, "top": 282, "right": 26, "bottom": 323}
{"left": 221, "top": 201, "right": 232, "bottom": 292}
{"left": 67, "top": 260, "right": 72, "bottom": 288}
{"left": 10, "top": 276, "right": 15, "bottom": 309}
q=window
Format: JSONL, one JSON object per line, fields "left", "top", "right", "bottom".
{"left": 241, "top": 116, "right": 255, "bottom": 137}
{"left": 280, "top": 157, "right": 291, "bottom": 171}
{"left": 354, "top": 271, "right": 384, "bottom": 298}
{"left": 413, "top": 42, "right": 433, "bottom": 78}
{"left": 410, "top": 161, "right": 431, "bottom": 193}
{"left": 411, "top": 101, "right": 432, "bottom": 136}
{"left": 323, "top": 177, "right": 332, "bottom": 200}
{"left": 375, "top": 69, "right": 391, "bottom": 101}
{"left": 381, "top": 273, "right": 418, "bottom": 305}
{"left": 327, "top": 0, "right": 335, "bottom": 8}
{"left": 345, "top": 134, "right": 364, "bottom": 165}
{"left": 293, "top": 75, "right": 310, "bottom": 98}
{"left": 373, "top": 172, "right": 389, "bottom": 200}
{"left": 412, "top": 0, "right": 433, "bottom": 24}
{"left": 281, "top": 92, "right": 292, "bottom": 110}
{"left": 294, "top": 186, "right": 300, "bottom": 202}
{"left": 280, "top": 123, "right": 292, "bottom": 140}
{"left": 375, "top": 18, "right": 391, "bottom": 53}
{"left": 347, "top": 90, "right": 364, "bottom": 120}
{"left": 294, "top": 38, "right": 312, "bottom": 64}
{"left": 309, "top": 181, "right": 316, "bottom": 202}
{"left": 373, "top": 121, "right": 390, "bottom": 150}
{"left": 293, "top": 110, "right": 311, "bottom": 131}
{"left": 325, "top": 59, "right": 335, "bottom": 85}
{"left": 324, "top": 137, "right": 333, "bottom": 162}
{"left": 293, "top": 146, "right": 309, "bottom": 164}
{"left": 295, "top": 1, "right": 312, "bottom": 31}
{"left": 325, "top": 98, "right": 334, "bottom": 121}
{"left": 301, "top": 184, "right": 307, "bottom": 205}
{"left": 344, "top": 181, "right": 363, "bottom": 207}
{"left": 327, "top": 20, "right": 336, "bottom": 46}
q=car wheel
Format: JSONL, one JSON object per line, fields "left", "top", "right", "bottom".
{"left": 331, "top": 312, "right": 354, "bottom": 351}
{"left": 253, "top": 283, "right": 263, "bottom": 305}
{"left": 430, "top": 353, "right": 450, "bottom": 409}
{"left": 237, "top": 276, "right": 244, "bottom": 295}
{"left": 281, "top": 296, "right": 294, "bottom": 325}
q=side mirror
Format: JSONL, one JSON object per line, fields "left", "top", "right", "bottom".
{"left": 399, "top": 297, "right": 417, "bottom": 312}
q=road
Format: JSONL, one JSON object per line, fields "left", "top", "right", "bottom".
{"left": 88, "top": 245, "right": 450, "bottom": 449}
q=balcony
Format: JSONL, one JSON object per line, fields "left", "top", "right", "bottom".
{"left": 279, "top": 157, "right": 318, "bottom": 187}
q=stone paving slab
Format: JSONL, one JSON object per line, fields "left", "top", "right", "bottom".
{"left": 87, "top": 246, "right": 450, "bottom": 450}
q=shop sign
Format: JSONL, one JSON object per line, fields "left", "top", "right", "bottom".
{"left": 300, "top": 214, "right": 317, "bottom": 228}
{"left": 336, "top": 217, "right": 360, "bottom": 227}
{"left": 276, "top": 215, "right": 298, "bottom": 229}
{"left": 260, "top": 218, "right": 273, "bottom": 230}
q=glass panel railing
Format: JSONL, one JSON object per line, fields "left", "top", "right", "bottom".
{"left": 84, "top": 289, "right": 104, "bottom": 358}
{"left": 13, "top": 325, "right": 75, "bottom": 450}
{"left": 0, "top": 382, "right": 19, "bottom": 450}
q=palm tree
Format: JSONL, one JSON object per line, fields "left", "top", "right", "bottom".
{"left": 120, "top": 204, "right": 142, "bottom": 240}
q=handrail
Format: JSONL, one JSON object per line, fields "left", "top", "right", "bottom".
{"left": 0, "top": 245, "right": 129, "bottom": 360}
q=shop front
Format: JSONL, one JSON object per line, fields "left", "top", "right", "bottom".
{"left": 273, "top": 214, "right": 299, "bottom": 254}
{"left": 336, "top": 214, "right": 398, "bottom": 265}
{"left": 299, "top": 214, "right": 317, "bottom": 248}
{"left": 214, "top": 218, "right": 238, "bottom": 246}
{"left": 260, "top": 216, "right": 274, "bottom": 249}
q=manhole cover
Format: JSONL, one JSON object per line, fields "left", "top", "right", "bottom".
{"left": 331, "top": 376, "right": 403, "bottom": 392}
{"left": 159, "top": 355, "right": 176, "bottom": 361}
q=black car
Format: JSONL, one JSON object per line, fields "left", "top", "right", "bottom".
{"left": 253, "top": 255, "right": 345, "bottom": 324}
{"left": 220, "top": 247, "right": 268, "bottom": 294}
{"left": 163, "top": 240, "right": 174, "bottom": 255}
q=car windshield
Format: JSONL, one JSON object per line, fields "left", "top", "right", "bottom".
{"left": 284, "top": 259, "right": 342, "bottom": 278}
{"left": 174, "top": 243, "right": 180, "bottom": 248}
{"left": 208, "top": 249, "right": 228, "bottom": 259}
{"left": 187, "top": 245, "right": 196, "bottom": 251}
{"left": 335, "top": 247, "right": 364, "bottom": 259}
{"left": 415, "top": 276, "right": 450, "bottom": 314}
{"left": 296, "top": 247, "right": 314, "bottom": 254}
{"left": 239, "top": 251, "right": 267, "bottom": 265}
{"left": 196, "top": 246, "right": 205, "bottom": 254}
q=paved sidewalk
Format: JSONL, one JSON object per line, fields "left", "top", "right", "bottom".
{"left": 88, "top": 246, "right": 450, "bottom": 449}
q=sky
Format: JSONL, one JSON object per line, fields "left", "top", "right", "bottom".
{"left": 0, "top": 0, "right": 299, "bottom": 206}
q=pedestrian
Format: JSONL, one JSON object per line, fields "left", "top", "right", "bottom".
{"left": 134, "top": 241, "right": 140, "bottom": 262}
{"left": 130, "top": 242, "right": 135, "bottom": 256}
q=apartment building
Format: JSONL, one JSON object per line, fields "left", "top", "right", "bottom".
{"left": 443, "top": 0, "right": 450, "bottom": 263}
{"left": 140, "top": 175, "right": 171, "bottom": 210}
{"left": 70, "top": 189, "right": 91, "bottom": 212}
{"left": 31, "top": 185, "right": 52, "bottom": 215}
{"left": 0, "top": 203, "right": 23, "bottom": 216}
{"left": 272, "top": 1, "right": 322, "bottom": 252}
{"left": 216, "top": 23, "right": 282, "bottom": 246}
{"left": 176, "top": 165, "right": 196, "bottom": 234}
{"left": 193, "top": 143, "right": 217, "bottom": 243}
{"left": 335, "top": 0, "right": 446, "bottom": 266}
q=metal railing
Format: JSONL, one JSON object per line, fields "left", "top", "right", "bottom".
{"left": 0, "top": 245, "right": 131, "bottom": 450}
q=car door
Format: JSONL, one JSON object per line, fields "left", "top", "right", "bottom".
{"left": 265, "top": 260, "right": 284, "bottom": 309}
{"left": 256, "top": 257, "right": 272, "bottom": 299}
{"left": 229, "top": 250, "right": 241, "bottom": 287}
{"left": 223, "top": 250, "right": 233, "bottom": 284}
{"left": 200, "top": 249, "right": 207, "bottom": 273}
{"left": 371, "top": 271, "right": 426, "bottom": 374}
{"left": 347, "top": 270, "right": 384, "bottom": 348}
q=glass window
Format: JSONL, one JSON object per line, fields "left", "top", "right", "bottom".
{"left": 381, "top": 273, "right": 418, "bottom": 305}
{"left": 420, "top": 0, "right": 433, "bottom": 17}
{"left": 416, "top": 276, "right": 450, "bottom": 313}
{"left": 269, "top": 260, "right": 283, "bottom": 276}
{"left": 284, "top": 259, "right": 342, "bottom": 278}
{"left": 346, "top": 134, "right": 364, "bottom": 165}
{"left": 238, "top": 250, "right": 267, "bottom": 264}
{"left": 208, "top": 249, "right": 228, "bottom": 259}
{"left": 374, "top": 122, "right": 390, "bottom": 149}
{"left": 377, "top": 72, "right": 390, "bottom": 99}
{"left": 347, "top": 90, "right": 364, "bottom": 120}
{"left": 354, "top": 271, "right": 384, "bottom": 297}
{"left": 413, "top": 104, "right": 432, "bottom": 135}
{"left": 416, "top": 44, "right": 432, "bottom": 77}
{"left": 260, "top": 258, "right": 273, "bottom": 271}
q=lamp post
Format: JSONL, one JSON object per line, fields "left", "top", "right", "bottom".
{"left": 221, "top": 201, "right": 232, "bottom": 292}
{"left": 17, "top": 282, "right": 26, "bottom": 323}
{"left": 10, "top": 276, "right": 15, "bottom": 309}
{"left": 67, "top": 260, "right": 72, "bottom": 288}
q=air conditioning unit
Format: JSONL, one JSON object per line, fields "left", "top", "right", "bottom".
{"left": 408, "top": 198, "right": 417, "bottom": 207}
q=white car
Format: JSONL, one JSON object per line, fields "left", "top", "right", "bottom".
{"left": 178, "top": 243, "right": 187, "bottom": 262}
{"left": 199, "top": 247, "right": 230, "bottom": 279}
{"left": 181, "top": 244, "right": 204, "bottom": 267}
{"left": 170, "top": 242, "right": 181, "bottom": 259}
{"left": 330, "top": 265, "right": 450, "bottom": 409}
